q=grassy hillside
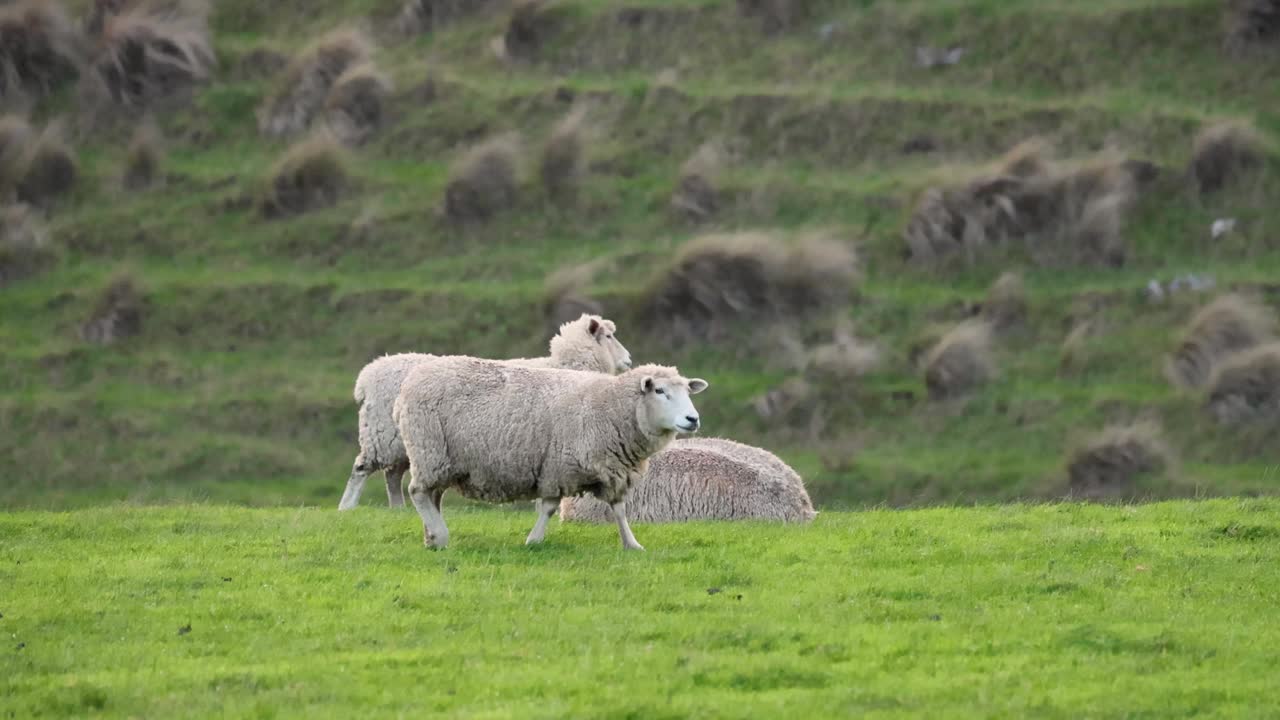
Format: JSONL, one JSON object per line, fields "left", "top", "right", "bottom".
{"left": 2, "top": 0, "right": 1279, "bottom": 509}
{"left": 3, "top": 500, "right": 1280, "bottom": 717}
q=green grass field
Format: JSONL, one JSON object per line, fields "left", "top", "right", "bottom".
{"left": 3, "top": 500, "right": 1280, "bottom": 718}
{"left": 3, "top": 0, "right": 1280, "bottom": 715}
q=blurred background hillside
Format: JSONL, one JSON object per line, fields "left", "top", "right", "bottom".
{"left": 1, "top": 0, "right": 1278, "bottom": 509}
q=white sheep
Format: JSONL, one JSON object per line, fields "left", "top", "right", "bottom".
{"left": 338, "top": 314, "right": 632, "bottom": 511}
{"left": 558, "top": 437, "right": 817, "bottom": 524}
{"left": 393, "top": 358, "right": 708, "bottom": 551}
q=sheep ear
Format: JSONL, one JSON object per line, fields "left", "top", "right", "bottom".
{"left": 640, "top": 376, "right": 654, "bottom": 393}
{"left": 687, "top": 378, "right": 708, "bottom": 394}
{"left": 588, "top": 318, "right": 601, "bottom": 337}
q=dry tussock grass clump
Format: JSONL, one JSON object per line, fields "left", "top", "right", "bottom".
{"left": 753, "top": 327, "right": 883, "bottom": 433}
{"left": 0, "top": 0, "right": 82, "bottom": 102}
{"left": 908, "top": 321, "right": 951, "bottom": 367}
{"left": 79, "top": 273, "right": 145, "bottom": 345}
{"left": 501, "top": 0, "right": 559, "bottom": 60}
{"left": 1224, "top": 0, "right": 1280, "bottom": 53}
{"left": 736, "top": 0, "right": 810, "bottom": 34}
{"left": 90, "top": 0, "right": 215, "bottom": 108}
{"left": 0, "top": 115, "right": 35, "bottom": 192}
{"left": 1206, "top": 343, "right": 1280, "bottom": 425}
{"left": 1189, "top": 120, "right": 1267, "bottom": 195}
{"left": 905, "top": 140, "right": 1138, "bottom": 268}
{"left": 671, "top": 142, "right": 722, "bottom": 221}
{"left": 922, "top": 320, "right": 994, "bottom": 400}
{"left": 86, "top": 0, "right": 126, "bottom": 36}
{"left": 0, "top": 203, "right": 53, "bottom": 287}
{"left": 1166, "top": 293, "right": 1276, "bottom": 390}
{"left": 641, "top": 231, "right": 858, "bottom": 343}
{"left": 540, "top": 107, "right": 589, "bottom": 202}
{"left": 806, "top": 335, "right": 882, "bottom": 386}
{"left": 257, "top": 132, "right": 351, "bottom": 218}
{"left": 998, "top": 138, "right": 1055, "bottom": 178}
{"left": 122, "top": 118, "right": 162, "bottom": 190}
{"left": 258, "top": 28, "right": 372, "bottom": 140}
{"left": 444, "top": 133, "right": 521, "bottom": 222}
{"left": 395, "top": 0, "right": 492, "bottom": 36}
{"left": 323, "top": 63, "right": 391, "bottom": 146}
{"left": 1065, "top": 422, "right": 1172, "bottom": 501}
{"left": 980, "top": 271, "right": 1027, "bottom": 333}
{"left": 12, "top": 122, "right": 77, "bottom": 209}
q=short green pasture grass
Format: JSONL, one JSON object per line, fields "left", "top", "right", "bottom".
{"left": 3, "top": 500, "right": 1280, "bottom": 718}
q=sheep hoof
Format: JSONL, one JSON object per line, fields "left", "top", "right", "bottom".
{"left": 423, "top": 530, "right": 448, "bottom": 550}
{"left": 623, "top": 543, "right": 645, "bottom": 552}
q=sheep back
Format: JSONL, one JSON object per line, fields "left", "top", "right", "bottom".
{"left": 558, "top": 437, "right": 817, "bottom": 524}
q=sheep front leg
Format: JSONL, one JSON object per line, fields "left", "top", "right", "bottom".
{"left": 524, "top": 498, "right": 560, "bottom": 545}
{"left": 338, "top": 456, "right": 373, "bottom": 511}
{"left": 612, "top": 501, "right": 645, "bottom": 551}
{"left": 409, "top": 483, "right": 449, "bottom": 550}
{"left": 384, "top": 464, "right": 407, "bottom": 508}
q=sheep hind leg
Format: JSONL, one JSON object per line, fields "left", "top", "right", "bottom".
{"left": 409, "top": 482, "right": 449, "bottom": 549}
{"left": 338, "top": 456, "right": 375, "bottom": 511}
{"left": 524, "top": 498, "right": 560, "bottom": 545}
{"left": 384, "top": 464, "right": 408, "bottom": 509}
{"left": 612, "top": 501, "right": 645, "bottom": 552}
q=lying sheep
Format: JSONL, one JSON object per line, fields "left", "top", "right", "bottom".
{"left": 394, "top": 358, "right": 708, "bottom": 551}
{"left": 558, "top": 437, "right": 817, "bottom": 524}
{"left": 338, "top": 314, "right": 631, "bottom": 511}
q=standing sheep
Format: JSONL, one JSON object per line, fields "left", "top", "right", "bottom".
{"left": 393, "top": 358, "right": 708, "bottom": 551}
{"left": 558, "top": 437, "right": 817, "bottom": 524}
{"left": 338, "top": 314, "right": 632, "bottom": 510}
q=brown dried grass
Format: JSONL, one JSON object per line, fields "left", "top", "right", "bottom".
{"left": 1064, "top": 421, "right": 1172, "bottom": 501}
{"left": 90, "top": 0, "right": 215, "bottom": 108}
{"left": 1166, "top": 293, "right": 1276, "bottom": 390}
{"left": 258, "top": 28, "right": 372, "bottom": 139}
{"left": 443, "top": 132, "right": 522, "bottom": 222}
{"left": 257, "top": 131, "right": 351, "bottom": 218}
{"left": 641, "top": 230, "right": 858, "bottom": 343}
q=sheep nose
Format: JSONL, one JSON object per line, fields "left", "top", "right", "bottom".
{"left": 685, "top": 415, "right": 699, "bottom": 428}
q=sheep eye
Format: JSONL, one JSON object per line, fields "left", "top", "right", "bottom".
{"left": 655, "top": 388, "right": 665, "bottom": 395}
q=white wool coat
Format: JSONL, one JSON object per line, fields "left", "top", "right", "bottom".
{"left": 394, "top": 359, "right": 681, "bottom": 505}
{"left": 352, "top": 314, "right": 624, "bottom": 471}
{"left": 558, "top": 437, "right": 817, "bottom": 523}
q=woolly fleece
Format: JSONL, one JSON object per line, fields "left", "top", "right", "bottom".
{"left": 338, "top": 313, "right": 630, "bottom": 509}
{"left": 558, "top": 437, "right": 817, "bottom": 524}
{"left": 395, "top": 358, "right": 706, "bottom": 549}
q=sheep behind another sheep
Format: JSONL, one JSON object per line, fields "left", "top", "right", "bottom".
{"left": 338, "top": 314, "right": 632, "bottom": 511}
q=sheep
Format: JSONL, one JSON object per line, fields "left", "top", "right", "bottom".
{"left": 393, "top": 358, "right": 708, "bottom": 551}
{"left": 557, "top": 437, "right": 817, "bottom": 524}
{"left": 337, "top": 313, "right": 632, "bottom": 511}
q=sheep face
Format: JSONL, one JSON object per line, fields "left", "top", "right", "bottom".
{"left": 636, "top": 372, "right": 708, "bottom": 436}
{"left": 587, "top": 316, "right": 632, "bottom": 372}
